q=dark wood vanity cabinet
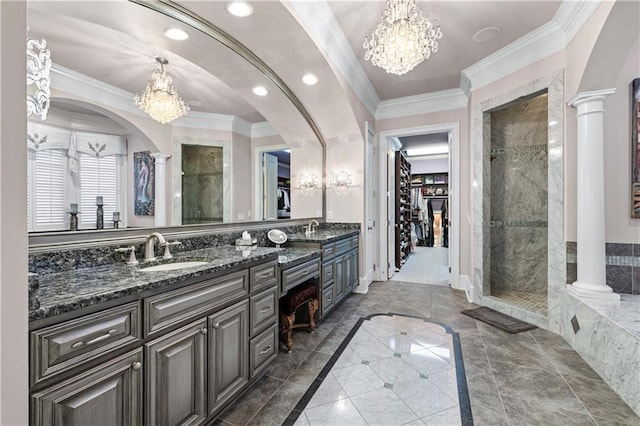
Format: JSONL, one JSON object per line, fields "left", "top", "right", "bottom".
{"left": 30, "top": 258, "right": 279, "bottom": 426}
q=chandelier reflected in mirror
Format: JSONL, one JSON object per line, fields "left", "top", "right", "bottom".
{"left": 364, "top": 0, "right": 442, "bottom": 76}
{"left": 135, "top": 57, "right": 190, "bottom": 124}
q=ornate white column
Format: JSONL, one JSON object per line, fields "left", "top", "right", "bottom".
{"left": 151, "top": 153, "right": 171, "bottom": 227}
{"left": 567, "top": 89, "right": 619, "bottom": 301}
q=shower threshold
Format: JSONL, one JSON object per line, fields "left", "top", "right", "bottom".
{"left": 490, "top": 291, "right": 548, "bottom": 316}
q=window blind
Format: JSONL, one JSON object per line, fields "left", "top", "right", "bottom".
{"left": 34, "top": 149, "right": 67, "bottom": 230}
{"left": 80, "top": 153, "right": 118, "bottom": 228}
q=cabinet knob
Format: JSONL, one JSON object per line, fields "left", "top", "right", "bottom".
{"left": 212, "top": 322, "right": 220, "bottom": 329}
{"left": 200, "top": 327, "right": 208, "bottom": 335}
{"left": 131, "top": 362, "right": 142, "bottom": 371}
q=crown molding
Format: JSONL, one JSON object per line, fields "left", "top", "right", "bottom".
{"left": 461, "top": 0, "right": 600, "bottom": 92}
{"left": 251, "top": 121, "right": 278, "bottom": 139}
{"left": 375, "top": 89, "right": 468, "bottom": 120}
{"left": 51, "top": 64, "right": 255, "bottom": 137}
{"left": 287, "top": 0, "right": 380, "bottom": 117}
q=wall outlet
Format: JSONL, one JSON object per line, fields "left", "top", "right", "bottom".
{"left": 327, "top": 210, "right": 333, "bottom": 220}
{"left": 238, "top": 213, "right": 245, "bottom": 220}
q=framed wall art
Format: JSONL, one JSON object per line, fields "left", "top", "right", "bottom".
{"left": 134, "top": 151, "right": 155, "bottom": 216}
{"left": 632, "top": 78, "right": 640, "bottom": 218}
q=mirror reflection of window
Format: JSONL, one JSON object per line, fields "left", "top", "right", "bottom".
{"left": 27, "top": 120, "right": 126, "bottom": 231}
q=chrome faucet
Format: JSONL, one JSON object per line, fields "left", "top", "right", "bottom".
{"left": 144, "top": 232, "right": 166, "bottom": 262}
{"left": 305, "top": 220, "right": 319, "bottom": 234}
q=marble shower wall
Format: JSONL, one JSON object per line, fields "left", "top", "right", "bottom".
{"left": 490, "top": 94, "right": 549, "bottom": 294}
{"left": 182, "top": 145, "right": 224, "bottom": 224}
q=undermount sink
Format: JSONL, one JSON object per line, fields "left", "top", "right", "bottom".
{"left": 138, "top": 261, "right": 209, "bottom": 272}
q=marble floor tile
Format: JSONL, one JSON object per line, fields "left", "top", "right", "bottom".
{"left": 401, "top": 347, "right": 453, "bottom": 376}
{"left": 215, "top": 281, "right": 637, "bottom": 426}
{"left": 501, "top": 395, "right": 597, "bottom": 426}
{"left": 349, "top": 338, "right": 396, "bottom": 362}
{"left": 490, "top": 360, "right": 589, "bottom": 414}
{"left": 377, "top": 333, "right": 428, "bottom": 354}
{"left": 351, "top": 387, "right": 419, "bottom": 425}
{"left": 303, "top": 398, "right": 367, "bottom": 426}
{"left": 368, "top": 355, "right": 421, "bottom": 384}
{"left": 564, "top": 374, "right": 640, "bottom": 424}
{"left": 393, "top": 377, "right": 459, "bottom": 418}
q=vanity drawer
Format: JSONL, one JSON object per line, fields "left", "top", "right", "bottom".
{"left": 350, "top": 235, "right": 358, "bottom": 249}
{"left": 335, "top": 239, "right": 351, "bottom": 256}
{"left": 30, "top": 302, "right": 141, "bottom": 386}
{"left": 249, "top": 323, "right": 277, "bottom": 378}
{"left": 250, "top": 288, "right": 277, "bottom": 336}
{"left": 321, "top": 243, "right": 335, "bottom": 262}
{"left": 321, "top": 285, "right": 335, "bottom": 318}
{"left": 250, "top": 260, "right": 278, "bottom": 293}
{"left": 322, "top": 262, "right": 334, "bottom": 285}
{"left": 144, "top": 270, "right": 248, "bottom": 337}
{"left": 281, "top": 258, "right": 320, "bottom": 294}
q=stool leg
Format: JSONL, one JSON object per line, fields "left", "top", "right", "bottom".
{"left": 280, "top": 313, "right": 294, "bottom": 353}
{"left": 307, "top": 299, "right": 318, "bottom": 332}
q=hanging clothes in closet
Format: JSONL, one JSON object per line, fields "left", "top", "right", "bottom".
{"left": 441, "top": 198, "right": 449, "bottom": 248}
{"left": 410, "top": 186, "right": 427, "bottom": 245}
{"left": 426, "top": 198, "right": 435, "bottom": 247}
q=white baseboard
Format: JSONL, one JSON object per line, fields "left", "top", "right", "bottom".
{"left": 353, "top": 276, "right": 370, "bottom": 294}
{"left": 459, "top": 274, "right": 473, "bottom": 302}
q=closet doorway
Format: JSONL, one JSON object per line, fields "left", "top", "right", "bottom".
{"left": 256, "top": 147, "right": 291, "bottom": 221}
{"left": 377, "top": 123, "right": 460, "bottom": 290}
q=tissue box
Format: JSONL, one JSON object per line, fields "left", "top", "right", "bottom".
{"left": 235, "top": 238, "right": 256, "bottom": 247}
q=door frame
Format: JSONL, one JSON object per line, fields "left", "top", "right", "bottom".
{"left": 376, "top": 122, "right": 461, "bottom": 289}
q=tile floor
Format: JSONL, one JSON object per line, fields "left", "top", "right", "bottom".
{"left": 213, "top": 281, "right": 640, "bottom": 426}
{"left": 389, "top": 247, "right": 449, "bottom": 286}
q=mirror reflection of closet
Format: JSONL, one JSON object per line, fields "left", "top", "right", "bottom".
{"left": 260, "top": 149, "right": 290, "bottom": 220}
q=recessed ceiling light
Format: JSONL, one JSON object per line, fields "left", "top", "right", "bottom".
{"left": 226, "top": 1, "right": 253, "bottom": 17}
{"left": 302, "top": 73, "right": 318, "bottom": 85}
{"left": 252, "top": 86, "right": 268, "bottom": 96}
{"left": 472, "top": 26, "right": 501, "bottom": 43}
{"left": 164, "top": 28, "right": 189, "bottom": 41}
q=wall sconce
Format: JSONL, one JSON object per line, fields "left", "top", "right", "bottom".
{"left": 27, "top": 37, "right": 52, "bottom": 120}
{"left": 330, "top": 170, "right": 354, "bottom": 196}
{"left": 297, "top": 172, "right": 320, "bottom": 197}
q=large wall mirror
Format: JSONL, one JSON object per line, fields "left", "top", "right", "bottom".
{"left": 27, "top": 0, "right": 324, "bottom": 244}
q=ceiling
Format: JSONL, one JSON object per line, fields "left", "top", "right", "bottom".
{"left": 328, "top": 0, "right": 561, "bottom": 100}
{"left": 28, "top": 1, "right": 563, "bottom": 125}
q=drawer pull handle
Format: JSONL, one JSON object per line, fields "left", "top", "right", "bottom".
{"left": 212, "top": 322, "right": 220, "bottom": 329}
{"left": 131, "top": 362, "right": 142, "bottom": 371}
{"left": 257, "top": 271, "right": 273, "bottom": 279}
{"left": 200, "top": 328, "right": 208, "bottom": 335}
{"left": 71, "top": 329, "right": 116, "bottom": 348}
{"left": 302, "top": 270, "right": 309, "bottom": 275}
{"left": 259, "top": 345, "right": 273, "bottom": 355}
{"left": 259, "top": 306, "right": 272, "bottom": 313}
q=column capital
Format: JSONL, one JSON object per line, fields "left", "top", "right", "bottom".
{"left": 568, "top": 88, "right": 616, "bottom": 108}
{"left": 150, "top": 152, "right": 171, "bottom": 164}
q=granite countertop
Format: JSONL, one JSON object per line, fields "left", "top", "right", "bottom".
{"left": 276, "top": 247, "right": 321, "bottom": 268}
{"left": 30, "top": 246, "right": 280, "bottom": 322}
{"left": 286, "top": 228, "right": 360, "bottom": 243}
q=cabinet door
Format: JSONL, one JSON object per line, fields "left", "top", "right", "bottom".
{"left": 334, "top": 255, "right": 345, "bottom": 302}
{"left": 31, "top": 349, "right": 143, "bottom": 426}
{"left": 349, "top": 250, "right": 359, "bottom": 292}
{"left": 145, "top": 320, "right": 207, "bottom": 426}
{"left": 208, "top": 300, "right": 249, "bottom": 416}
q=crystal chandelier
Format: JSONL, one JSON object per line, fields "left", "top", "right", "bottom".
{"left": 135, "top": 58, "right": 189, "bottom": 124}
{"left": 364, "top": 0, "right": 442, "bottom": 76}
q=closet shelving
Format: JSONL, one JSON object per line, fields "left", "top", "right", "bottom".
{"left": 395, "top": 152, "right": 412, "bottom": 269}
{"left": 412, "top": 173, "right": 449, "bottom": 199}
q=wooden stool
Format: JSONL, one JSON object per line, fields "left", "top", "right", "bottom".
{"left": 279, "top": 283, "right": 319, "bottom": 353}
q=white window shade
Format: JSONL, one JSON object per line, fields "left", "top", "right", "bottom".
{"left": 34, "top": 149, "right": 67, "bottom": 230}
{"left": 80, "top": 153, "right": 118, "bottom": 228}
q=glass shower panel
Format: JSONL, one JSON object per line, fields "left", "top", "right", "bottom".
{"left": 182, "top": 145, "right": 224, "bottom": 224}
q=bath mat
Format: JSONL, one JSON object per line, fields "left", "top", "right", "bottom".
{"left": 461, "top": 306, "right": 536, "bottom": 334}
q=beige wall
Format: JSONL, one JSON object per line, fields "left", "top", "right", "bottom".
{"left": 1, "top": 1, "right": 28, "bottom": 423}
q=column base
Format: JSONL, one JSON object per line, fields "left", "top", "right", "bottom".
{"left": 567, "top": 282, "right": 620, "bottom": 301}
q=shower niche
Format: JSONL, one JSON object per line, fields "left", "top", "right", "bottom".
{"left": 488, "top": 91, "right": 549, "bottom": 315}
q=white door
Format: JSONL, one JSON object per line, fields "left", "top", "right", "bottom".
{"left": 364, "top": 123, "right": 376, "bottom": 286}
{"left": 387, "top": 147, "right": 396, "bottom": 278}
{"left": 262, "top": 153, "right": 278, "bottom": 220}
